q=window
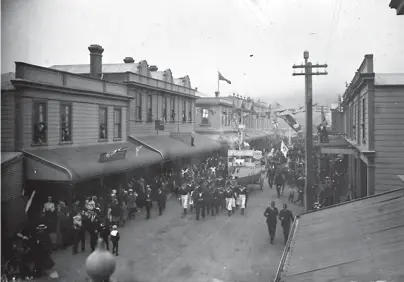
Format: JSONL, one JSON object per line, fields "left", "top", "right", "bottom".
{"left": 32, "top": 101, "right": 48, "bottom": 145}
{"left": 114, "top": 108, "right": 122, "bottom": 139}
{"left": 352, "top": 104, "right": 357, "bottom": 140}
{"left": 188, "top": 100, "right": 192, "bottom": 122}
{"left": 60, "top": 103, "right": 72, "bottom": 142}
{"left": 147, "top": 95, "right": 153, "bottom": 122}
{"left": 362, "top": 98, "right": 366, "bottom": 144}
{"left": 182, "top": 99, "right": 187, "bottom": 123}
{"left": 202, "top": 108, "right": 209, "bottom": 124}
{"left": 162, "top": 96, "right": 168, "bottom": 122}
{"left": 99, "top": 106, "right": 108, "bottom": 140}
{"left": 170, "top": 97, "right": 176, "bottom": 123}
{"left": 136, "top": 93, "right": 142, "bottom": 121}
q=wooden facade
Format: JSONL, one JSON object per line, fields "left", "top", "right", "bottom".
{"left": 321, "top": 54, "right": 404, "bottom": 198}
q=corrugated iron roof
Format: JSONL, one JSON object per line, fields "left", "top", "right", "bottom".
{"left": 276, "top": 189, "right": 404, "bottom": 282}
{"left": 150, "top": 71, "right": 165, "bottom": 81}
{"left": 1, "top": 72, "right": 16, "bottom": 90}
{"left": 50, "top": 63, "right": 139, "bottom": 74}
{"left": 1, "top": 152, "right": 23, "bottom": 165}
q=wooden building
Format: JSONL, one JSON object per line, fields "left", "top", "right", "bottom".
{"left": 1, "top": 44, "right": 220, "bottom": 221}
{"left": 319, "top": 54, "right": 404, "bottom": 199}
{"left": 195, "top": 93, "right": 271, "bottom": 149}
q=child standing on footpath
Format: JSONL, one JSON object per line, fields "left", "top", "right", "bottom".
{"left": 110, "top": 225, "right": 120, "bottom": 256}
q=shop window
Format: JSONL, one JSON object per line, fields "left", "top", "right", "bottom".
{"left": 182, "top": 100, "right": 187, "bottom": 123}
{"left": 171, "top": 97, "right": 176, "bottom": 123}
{"left": 136, "top": 93, "right": 142, "bottom": 121}
{"left": 99, "top": 106, "right": 108, "bottom": 140}
{"left": 114, "top": 108, "right": 122, "bottom": 139}
{"left": 60, "top": 103, "right": 72, "bottom": 142}
{"left": 32, "top": 101, "right": 48, "bottom": 145}
{"left": 202, "top": 108, "right": 209, "bottom": 124}
{"left": 147, "top": 95, "right": 153, "bottom": 122}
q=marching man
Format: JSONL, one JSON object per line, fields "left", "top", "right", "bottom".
{"left": 179, "top": 183, "right": 189, "bottom": 216}
{"left": 224, "top": 186, "right": 233, "bottom": 217}
{"left": 238, "top": 185, "right": 248, "bottom": 215}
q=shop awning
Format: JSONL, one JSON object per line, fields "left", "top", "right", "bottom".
{"left": 274, "top": 189, "right": 404, "bottom": 282}
{"left": 318, "top": 135, "right": 356, "bottom": 155}
{"left": 131, "top": 133, "right": 221, "bottom": 161}
{"left": 23, "top": 141, "right": 162, "bottom": 182}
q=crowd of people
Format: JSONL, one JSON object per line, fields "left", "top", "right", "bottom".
{"left": 0, "top": 155, "right": 230, "bottom": 281}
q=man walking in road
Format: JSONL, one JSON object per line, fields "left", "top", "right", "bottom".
{"left": 264, "top": 201, "right": 279, "bottom": 244}
{"left": 278, "top": 204, "right": 294, "bottom": 245}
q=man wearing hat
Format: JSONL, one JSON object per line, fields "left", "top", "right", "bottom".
{"left": 127, "top": 188, "right": 137, "bottom": 219}
{"left": 224, "top": 186, "right": 234, "bottom": 217}
{"left": 89, "top": 208, "right": 101, "bottom": 252}
{"left": 145, "top": 185, "right": 153, "bottom": 219}
{"left": 264, "top": 201, "right": 279, "bottom": 244}
{"left": 194, "top": 186, "right": 206, "bottom": 220}
{"left": 33, "top": 224, "right": 54, "bottom": 277}
{"left": 278, "top": 204, "right": 294, "bottom": 245}
{"left": 238, "top": 184, "right": 248, "bottom": 215}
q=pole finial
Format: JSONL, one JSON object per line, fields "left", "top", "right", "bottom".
{"left": 304, "top": 51, "right": 309, "bottom": 60}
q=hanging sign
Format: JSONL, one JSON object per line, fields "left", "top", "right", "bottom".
{"left": 99, "top": 148, "right": 127, "bottom": 163}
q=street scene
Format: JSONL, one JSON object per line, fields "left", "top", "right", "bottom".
{"left": 50, "top": 184, "right": 303, "bottom": 282}
{"left": 1, "top": 1, "right": 404, "bottom": 282}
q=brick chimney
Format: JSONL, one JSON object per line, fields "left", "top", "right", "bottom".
{"left": 123, "top": 57, "right": 135, "bottom": 64}
{"left": 88, "top": 44, "right": 104, "bottom": 79}
{"left": 149, "top": 65, "right": 158, "bottom": 71}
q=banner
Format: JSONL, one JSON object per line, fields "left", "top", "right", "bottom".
{"left": 279, "top": 114, "right": 302, "bottom": 132}
{"left": 280, "top": 141, "right": 289, "bottom": 158}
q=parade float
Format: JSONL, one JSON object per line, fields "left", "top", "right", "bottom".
{"left": 227, "top": 125, "right": 265, "bottom": 187}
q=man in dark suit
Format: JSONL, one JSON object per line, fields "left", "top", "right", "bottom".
{"left": 278, "top": 204, "right": 294, "bottom": 245}
{"left": 264, "top": 201, "right": 279, "bottom": 244}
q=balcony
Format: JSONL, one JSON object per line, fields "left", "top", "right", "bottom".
{"left": 316, "top": 130, "right": 355, "bottom": 155}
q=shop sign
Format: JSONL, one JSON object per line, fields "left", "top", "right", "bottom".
{"left": 99, "top": 148, "right": 127, "bottom": 163}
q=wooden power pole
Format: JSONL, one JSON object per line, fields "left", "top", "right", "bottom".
{"left": 292, "top": 51, "right": 327, "bottom": 211}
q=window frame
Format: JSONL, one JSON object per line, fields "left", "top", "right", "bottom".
{"left": 60, "top": 102, "right": 73, "bottom": 144}
{"left": 163, "top": 95, "right": 168, "bottom": 122}
{"left": 99, "top": 106, "right": 108, "bottom": 142}
{"left": 201, "top": 108, "right": 209, "bottom": 125}
{"left": 182, "top": 99, "right": 187, "bottom": 123}
{"left": 361, "top": 98, "right": 366, "bottom": 144}
{"left": 147, "top": 95, "right": 153, "bottom": 122}
{"left": 188, "top": 100, "right": 192, "bottom": 122}
{"left": 32, "top": 100, "right": 48, "bottom": 146}
{"left": 136, "top": 93, "right": 142, "bottom": 121}
{"left": 170, "top": 96, "right": 176, "bottom": 123}
{"left": 113, "top": 107, "right": 122, "bottom": 140}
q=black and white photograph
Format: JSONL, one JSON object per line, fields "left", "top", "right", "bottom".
{"left": 1, "top": 0, "right": 404, "bottom": 281}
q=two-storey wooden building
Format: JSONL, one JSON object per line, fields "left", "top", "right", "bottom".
{"left": 1, "top": 44, "right": 220, "bottom": 221}
{"left": 195, "top": 93, "right": 271, "bottom": 149}
{"left": 319, "top": 54, "right": 404, "bottom": 199}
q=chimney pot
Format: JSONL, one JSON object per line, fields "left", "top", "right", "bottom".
{"left": 88, "top": 44, "right": 104, "bottom": 79}
{"left": 149, "top": 65, "right": 158, "bottom": 71}
{"left": 123, "top": 57, "right": 135, "bottom": 64}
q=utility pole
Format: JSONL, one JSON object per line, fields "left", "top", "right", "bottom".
{"left": 292, "top": 51, "right": 328, "bottom": 211}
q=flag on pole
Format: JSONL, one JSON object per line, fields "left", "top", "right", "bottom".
{"left": 280, "top": 140, "right": 289, "bottom": 158}
{"left": 279, "top": 114, "right": 302, "bottom": 132}
{"left": 218, "top": 71, "right": 231, "bottom": 84}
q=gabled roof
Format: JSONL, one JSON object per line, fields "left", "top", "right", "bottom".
{"left": 50, "top": 63, "right": 140, "bottom": 74}
{"left": 1, "top": 72, "right": 16, "bottom": 91}
{"left": 276, "top": 189, "right": 404, "bottom": 282}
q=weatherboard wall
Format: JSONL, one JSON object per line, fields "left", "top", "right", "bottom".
{"left": 1, "top": 92, "right": 16, "bottom": 152}
{"left": 374, "top": 86, "right": 404, "bottom": 192}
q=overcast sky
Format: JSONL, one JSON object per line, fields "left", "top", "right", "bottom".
{"left": 2, "top": 0, "right": 404, "bottom": 108}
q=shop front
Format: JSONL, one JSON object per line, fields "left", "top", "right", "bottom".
{"left": 1, "top": 152, "right": 26, "bottom": 240}
{"left": 22, "top": 141, "right": 163, "bottom": 225}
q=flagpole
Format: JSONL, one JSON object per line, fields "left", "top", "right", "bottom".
{"left": 217, "top": 75, "right": 220, "bottom": 93}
